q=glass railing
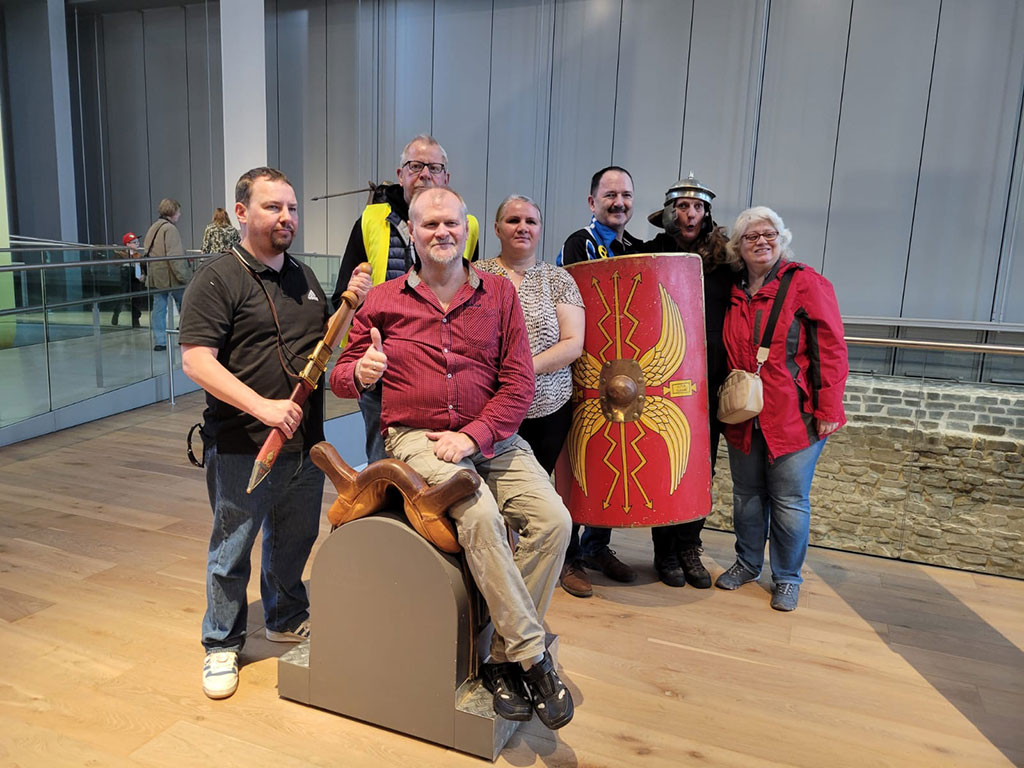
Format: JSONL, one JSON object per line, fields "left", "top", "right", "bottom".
{"left": 0, "top": 248, "right": 355, "bottom": 441}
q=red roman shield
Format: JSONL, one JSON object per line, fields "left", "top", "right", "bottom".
{"left": 563, "top": 252, "right": 712, "bottom": 527}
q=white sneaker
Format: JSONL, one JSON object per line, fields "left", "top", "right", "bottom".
{"left": 265, "top": 618, "right": 310, "bottom": 643}
{"left": 202, "top": 651, "right": 238, "bottom": 699}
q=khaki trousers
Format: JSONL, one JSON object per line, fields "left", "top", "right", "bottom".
{"left": 386, "top": 427, "right": 571, "bottom": 663}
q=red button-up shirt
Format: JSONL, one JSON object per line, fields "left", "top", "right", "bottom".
{"left": 330, "top": 265, "right": 535, "bottom": 457}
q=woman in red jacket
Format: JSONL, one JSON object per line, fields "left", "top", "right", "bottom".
{"left": 714, "top": 206, "right": 848, "bottom": 611}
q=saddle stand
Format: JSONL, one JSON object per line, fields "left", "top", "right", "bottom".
{"left": 277, "top": 443, "right": 557, "bottom": 761}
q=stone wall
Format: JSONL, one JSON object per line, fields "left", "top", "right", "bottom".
{"left": 706, "top": 374, "right": 1024, "bottom": 579}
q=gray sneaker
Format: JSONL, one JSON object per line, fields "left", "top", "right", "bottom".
{"left": 715, "top": 561, "right": 759, "bottom": 590}
{"left": 771, "top": 582, "right": 800, "bottom": 611}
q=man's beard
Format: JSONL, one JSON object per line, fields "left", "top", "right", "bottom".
{"left": 270, "top": 229, "right": 294, "bottom": 251}
{"left": 421, "top": 241, "right": 460, "bottom": 265}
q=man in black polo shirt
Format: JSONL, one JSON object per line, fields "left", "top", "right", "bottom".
{"left": 180, "top": 167, "right": 370, "bottom": 700}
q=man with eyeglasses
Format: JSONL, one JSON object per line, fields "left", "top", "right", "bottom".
{"left": 330, "top": 134, "right": 480, "bottom": 463}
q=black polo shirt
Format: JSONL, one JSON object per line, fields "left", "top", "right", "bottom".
{"left": 179, "top": 245, "right": 330, "bottom": 453}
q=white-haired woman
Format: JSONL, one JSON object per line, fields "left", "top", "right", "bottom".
{"left": 715, "top": 206, "right": 848, "bottom": 611}
{"left": 476, "top": 195, "right": 585, "bottom": 476}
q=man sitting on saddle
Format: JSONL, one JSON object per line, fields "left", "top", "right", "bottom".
{"left": 330, "top": 186, "right": 574, "bottom": 731}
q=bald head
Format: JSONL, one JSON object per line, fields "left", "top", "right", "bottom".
{"left": 409, "top": 187, "right": 467, "bottom": 266}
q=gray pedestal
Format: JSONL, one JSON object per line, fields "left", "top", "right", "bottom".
{"left": 278, "top": 513, "right": 553, "bottom": 761}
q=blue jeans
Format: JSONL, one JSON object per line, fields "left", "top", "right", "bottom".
{"left": 202, "top": 445, "right": 324, "bottom": 653}
{"left": 727, "top": 429, "right": 826, "bottom": 585}
{"left": 359, "top": 383, "right": 387, "bottom": 463}
{"left": 565, "top": 524, "right": 612, "bottom": 562}
{"left": 152, "top": 287, "right": 185, "bottom": 346}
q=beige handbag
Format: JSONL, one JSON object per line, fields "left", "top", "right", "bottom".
{"left": 717, "top": 270, "right": 795, "bottom": 425}
{"left": 717, "top": 363, "right": 765, "bottom": 424}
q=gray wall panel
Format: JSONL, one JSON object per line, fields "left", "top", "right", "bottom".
{"left": 904, "top": 0, "right": 1024, "bottom": 320}
{"left": 324, "top": 0, "right": 377, "bottom": 257}
{"left": 185, "top": 2, "right": 223, "bottom": 242}
{"left": 681, "top": 0, "right": 764, "bottom": 229}
{"left": 143, "top": 7, "right": 193, "bottom": 247}
{"left": 70, "top": 14, "right": 110, "bottom": 244}
{"left": 266, "top": 0, "right": 280, "bottom": 171}
{"left": 5, "top": 2, "right": 60, "bottom": 240}
{"left": 377, "top": 0, "right": 434, "bottom": 181}
{"left": 275, "top": 0, "right": 329, "bottom": 254}
{"left": 753, "top": 0, "right": 851, "bottom": 272}
{"left": 485, "top": 0, "right": 554, "bottom": 259}
{"left": 545, "top": 0, "right": 621, "bottom": 252}
{"left": 824, "top": 0, "right": 937, "bottom": 316}
{"left": 612, "top": 0, "right": 692, "bottom": 244}
{"left": 431, "top": 0, "right": 491, "bottom": 251}
{"left": 102, "top": 12, "right": 151, "bottom": 243}
{"left": 1002, "top": 153, "right": 1024, "bottom": 323}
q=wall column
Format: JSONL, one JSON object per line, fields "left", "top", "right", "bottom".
{"left": 219, "top": 0, "right": 268, "bottom": 217}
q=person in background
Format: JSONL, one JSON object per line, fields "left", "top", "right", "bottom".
{"left": 143, "top": 198, "right": 190, "bottom": 352}
{"left": 641, "top": 174, "right": 737, "bottom": 588}
{"left": 111, "top": 231, "right": 146, "bottom": 328}
{"left": 716, "top": 205, "right": 848, "bottom": 612}
{"left": 201, "top": 207, "right": 241, "bottom": 254}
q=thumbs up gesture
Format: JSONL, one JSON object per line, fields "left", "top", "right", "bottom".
{"left": 357, "top": 327, "right": 388, "bottom": 389}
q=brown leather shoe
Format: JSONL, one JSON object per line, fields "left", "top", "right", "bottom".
{"left": 559, "top": 559, "right": 593, "bottom": 598}
{"left": 585, "top": 548, "right": 637, "bottom": 583}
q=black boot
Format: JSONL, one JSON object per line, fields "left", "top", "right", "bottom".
{"left": 679, "top": 546, "right": 712, "bottom": 589}
{"left": 654, "top": 553, "right": 687, "bottom": 587}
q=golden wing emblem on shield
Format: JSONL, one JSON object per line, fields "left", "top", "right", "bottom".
{"left": 572, "top": 349, "right": 603, "bottom": 390}
{"left": 637, "top": 284, "right": 685, "bottom": 386}
{"left": 638, "top": 397, "right": 689, "bottom": 493}
{"left": 567, "top": 399, "right": 604, "bottom": 496}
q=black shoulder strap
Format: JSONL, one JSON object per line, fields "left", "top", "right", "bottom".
{"left": 144, "top": 220, "right": 170, "bottom": 255}
{"left": 754, "top": 267, "right": 797, "bottom": 366}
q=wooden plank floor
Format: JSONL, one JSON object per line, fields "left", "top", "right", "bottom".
{"left": 1, "top": 392, "right": 1021, "bottom": 767}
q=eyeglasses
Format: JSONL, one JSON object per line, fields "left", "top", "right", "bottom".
{"left": 741, "top": 230, "right": 779, "bottom": 243}
{"left": 402, "top": 160, "right": 446, "bottom": 176}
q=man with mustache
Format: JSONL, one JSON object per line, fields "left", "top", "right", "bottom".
{"left": 330, "top": 134, "right": 480, "bottom": 464}
{"left": 180, "top": 167, "right": 371, "bottom": 700}
{"left": 331, "top": 187, "right": 575, "bottom": 731}
{"left": 555, "top": 165, "right": 643, "bottom": 597}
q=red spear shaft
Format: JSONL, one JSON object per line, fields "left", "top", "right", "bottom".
{"left": 246, "top": 262, "right": 371, "bottom": 493}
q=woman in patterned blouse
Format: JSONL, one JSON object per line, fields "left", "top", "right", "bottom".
{"left": 476, "top": 195, "right": 585, "bottom": 476}
{"left": 201, "top": 208, "right": 241, "bottom": 254}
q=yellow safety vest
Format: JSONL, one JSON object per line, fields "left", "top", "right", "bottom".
{"left": 361, "top": 203, "right": 479, "bottom": 284}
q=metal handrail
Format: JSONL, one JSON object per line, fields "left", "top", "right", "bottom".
{"left": 844, "top": 315, "right": 1024, "bottom": 334}
{"left": 845, "top": 337, "right": 1024, "bottom": 356}
{"left": 0, "top": 253, "right": 192, "bottom": 272}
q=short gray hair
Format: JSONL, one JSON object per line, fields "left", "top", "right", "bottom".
{"left": 400, "top": 134, "right": 449, "bottom": 166}
{"left": 494, "top": 194, "right": 542, "bottom": 225}
{"left": 726, "top": 205, "right": 794, "bottom": 262}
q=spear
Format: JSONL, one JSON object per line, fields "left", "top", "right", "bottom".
{"left": 246, "top": 261, "right": 372, "bottom": 493}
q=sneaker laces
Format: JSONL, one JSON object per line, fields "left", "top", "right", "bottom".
{"left": 775, "top": 582, "right": 798, "bottom": 596}
{"left": 725, "top": 562, "right": 750, "bottom": 577}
